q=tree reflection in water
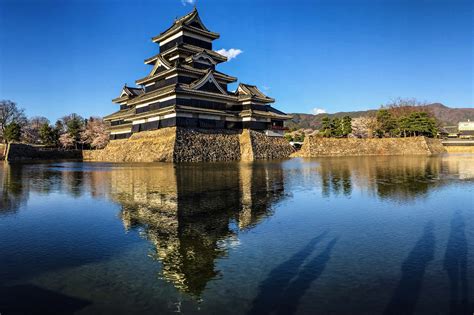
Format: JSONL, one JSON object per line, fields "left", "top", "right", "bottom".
{"left": 315, "top": 156, "right": 474, "bottom": 201}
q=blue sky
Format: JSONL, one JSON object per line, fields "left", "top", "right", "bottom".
{"left": 0, "top": 0, "right": 472, "bottom": 121}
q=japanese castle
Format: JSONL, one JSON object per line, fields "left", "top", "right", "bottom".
{"left": 104, "top": 8, "right": 290, "bottom": 140}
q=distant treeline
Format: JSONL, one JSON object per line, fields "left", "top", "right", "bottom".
{"left": 287, "top": 99, "right": 474, "bottom": 130}
{"left": 0, "top": 100, "right": 108, "bottom": 149}
{"left": 285, "top": 98, "right": 440, "bottom": 142}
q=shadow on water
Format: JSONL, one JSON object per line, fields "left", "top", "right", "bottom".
{"left": 444, "top": 211, "right": 470, "bottom": 314}
{"left": 0, "top": 284, "right": 91, "bottom": 314}
{"left": 275, "top": 237, "right": 339, "bottom": 315}
{"left": 384, "top": 221, "right": 435, "bottom": 315}
{"left": 248, "top": 232, "right": 338, "bottom": 315}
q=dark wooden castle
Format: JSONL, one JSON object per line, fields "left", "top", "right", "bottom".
{"left": 104, "top": 8, "right": 290, "bottom": 140}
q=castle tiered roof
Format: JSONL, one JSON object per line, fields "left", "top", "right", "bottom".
{"left": 105, "top": 8, "right": 290, "bottom": 139}
{"left": 151, "top": 8, "right": 219, "bottom": 43}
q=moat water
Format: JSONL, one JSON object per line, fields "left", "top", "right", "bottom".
{"left": 0, "top": 155, "right": 473, "bottom": 314}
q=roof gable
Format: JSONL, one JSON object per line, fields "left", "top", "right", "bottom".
{"left": 119, "top": 86, "right": 144, "bottom": 98}
{"left": 152, "top": 9, "right": 219, "bottom": 43}
{"left": 149, "top": 55, "right": 172, "bottom": 76}
{"left": 190, "top": 71, "right": 227, "bottom": 95}
{"left": 236, "top": 83, "right": 274, "bottom": 103}
{"left": 186, "top": 51, "right": 217, "bottom": 65}
{"left": 183, "top": 9, "right": 210, "bottom": 32}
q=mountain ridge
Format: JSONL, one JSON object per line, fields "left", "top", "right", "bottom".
{"left": 287, "top": 103, "right": 474, "bottom": 130}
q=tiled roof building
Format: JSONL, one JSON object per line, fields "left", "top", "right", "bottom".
{"left": 104, "top": 8, "right": 291, "bottom": 140}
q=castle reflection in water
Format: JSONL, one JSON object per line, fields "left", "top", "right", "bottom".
{"left": 110, "top": 162, "right": 287, "bottom": 296}
{"left": 1, "top": 155, "right": 473, "bottom": 297}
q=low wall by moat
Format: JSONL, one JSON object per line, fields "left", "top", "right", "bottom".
{"left": 444, "top": 146, "right": 474, "bottom": 153}
{"left": 83, "top": 127, "right": 295, "bottom": 163}
{"left": 294, "top": 136, "right": 447, "bottom": 157}
{"left": 5, "top": 143, "right": 82, "bottom": 162}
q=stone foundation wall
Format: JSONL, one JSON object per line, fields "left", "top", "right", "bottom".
{"left": 248, "top": 130, "right": 295, "bottom": 160}
{"left": 5, "top": 143, "right": 81, "bottom": 162}
{"left": 424, "top": 138, "right": 447, "bottom": 154}
{"left": 84, "top": 127, "right": 294, "bottom": 163}
{"left": 174, "top": 128, "right": 241, "bottom": 162}
{"left": 83, "top": 127, "right": 177, "bottom": 162}
{"left": 296, "top": 136, "right": 446, "bottom": 157}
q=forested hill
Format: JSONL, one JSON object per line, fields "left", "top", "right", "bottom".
{"left": 287, "top": 103, "right": 474, "bottom": 130}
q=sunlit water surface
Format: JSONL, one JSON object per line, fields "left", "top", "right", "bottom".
{"left": 0, "top": 155, "right": 473, "bottom": 314}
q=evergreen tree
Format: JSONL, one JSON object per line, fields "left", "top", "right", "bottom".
{"left": 408, "top": 112, "right": 438, "bottom": 137}
{"left": 331, "top": 117, "right": 343, "bottom": 137}
{"left": 61, "top": 114, "right": 85, "bottom": 149}
{"left": 321, "top": 116, "right": 332, "bottom": 137}
{"left": 0, "top": 100, "right": 27, "bottom": 143}
{"left": 341, "top": 116, "right": 352, "bottom": 137}
{"left": 55, "top": 120, "right": 65, "bottom": 133}
{"left": 4, "top": 122, "right": 21, "bottom": 142}
{"left": 39, "top": 123, "right": 59, "bottom": 146}
{"left": 376, "top": 109, "right": 396, "bottom": 137}
{"left": 66, "top": 116, "right": 83, "bottom": 142}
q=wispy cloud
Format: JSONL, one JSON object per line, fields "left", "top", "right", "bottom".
{"left": 216, "top": 48, "right": 243, "bottom": 61}
{"left": 262, "top": 85, "right": 270, "bottom": 91}
{"left": 312, "top": 108, "right": 327, "bottom": 115}
{"left": 181, "top": 0, "right": 195, "bottom": 6}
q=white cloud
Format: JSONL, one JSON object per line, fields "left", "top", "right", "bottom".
{"left": 312, "top": 108, "right": 327, "bottom": 115}
{"left": 181, "top": 0, "right": 195, "bottom": 6}
{"left": 216, "top": 48, "right": 243, "bottom": 61}
{"left": 262, "top": 85, "right": 270, "bottom": 91}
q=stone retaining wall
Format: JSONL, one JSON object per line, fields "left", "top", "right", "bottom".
{"left": 248, "top": 130, "right": 295, "bottom": 160}
{"left": 84, "top": 127, "right": 294, "bottom": 163}
{"left": 295, "top": 136, "right": 446, "bottom": 157}
{"left": 174, "top": 128, "right": 241, "bottom": 162}
{"left": 5, "top": 143, "right": 82, "bottom": 162}
{"left": 83, "top": 127, "right": 177, "bottom": 162}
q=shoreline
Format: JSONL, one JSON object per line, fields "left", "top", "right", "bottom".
{"left": 3, "top": 137, "right": 474, "bottom": 163}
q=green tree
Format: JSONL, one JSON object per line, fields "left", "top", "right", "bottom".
{"left": 408, "top": 112, "right": 437, "bottom": 137}
{"left": 321, "top": 116, "right": 332, "bottom": 137}
{"left": 331, "top": 117, "right": 343, "bottom": 137}
{"left": 4, "top": 122, "right": 21, "bottom": 142}
{"left": 61, "top": 114, "right": 84, "bottom": 149}
{"left": 66, "top": 116, "right": 83, "bottom": 141}
{"left": 39, "top": 123, "right": 59, "bottom": 146}
{"left": 376, "top": 109, "right": 396, "bottom": 137}
{"left": 341, "top": 116, "right": 352, "bottom": 137}
{"left": 397, "top": 116, "right": 411, "bottom": 137}
{"left": 55, "top": 119, "right": 65, "bottom": 133}
{"left": 397, "top": 111, "right": 438, "bottom": 137}
{"left": 0, "top": 100, "right": 27, "bottom": 143}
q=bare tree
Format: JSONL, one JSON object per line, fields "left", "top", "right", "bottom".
{"left": 383, "top": 97, "right": 429, "bottom": 119}
{"left": 23, "top": 116, "right": 50, "bottom": 144}
{"left": 0, "top": 100, "right": 27, "bottom": 142}
{"left": 351, "top": 116, "right": 379, "bottom": 138}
